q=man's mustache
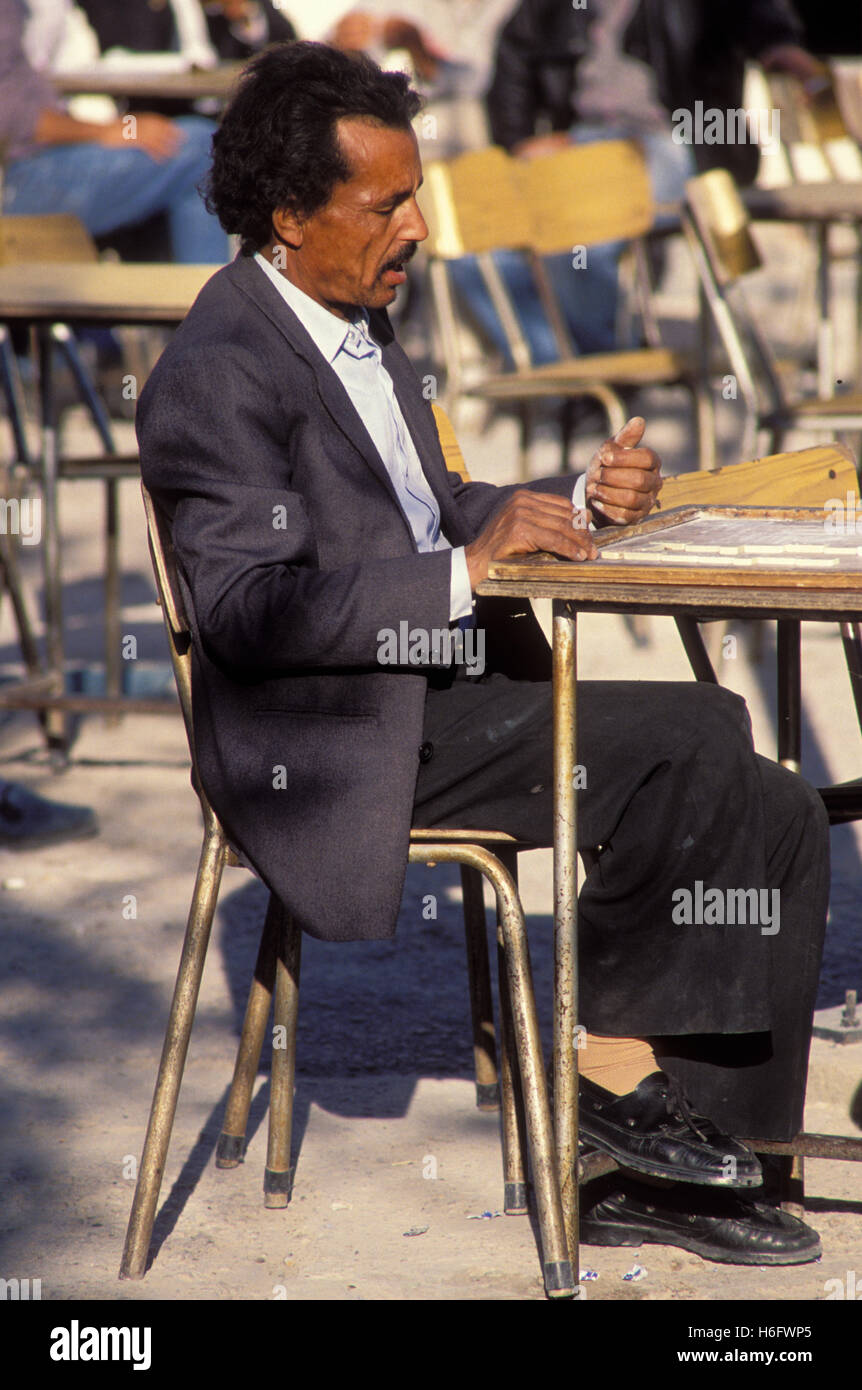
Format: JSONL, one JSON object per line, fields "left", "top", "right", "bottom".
{"left": 381, "top": 242, "right": 419, "bottom": 273}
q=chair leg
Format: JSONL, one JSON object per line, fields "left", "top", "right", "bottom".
{"left": 459, "top": 865, "right": 500, "bottom": 1110}
{"left": 216, "top": 892, "right": 282, "bottom": 1167}
{"left": 494, "top": 847, "right": 527, "bottom": 1212}
{"left": 119, "top": 823, "right": 228, "bottom": 1279}
{"left": 493, "top": 862, "right": 574, "bottom": 1297}
{"left": 264, "top": 904, "right": 302, "bottom": 1209}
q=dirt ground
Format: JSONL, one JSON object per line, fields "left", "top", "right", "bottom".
{"left": 2, "top": 224, "right": 862, "bottom": 1306}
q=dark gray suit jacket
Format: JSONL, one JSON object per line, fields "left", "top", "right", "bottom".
{"left": 137, "top": 254, "right": 575, "bottom": 940}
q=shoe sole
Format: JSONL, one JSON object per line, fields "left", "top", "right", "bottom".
{"left": 578, "top": 1127, "right": 762, "bottom": 1188}
{"left": 581, "top": 1218, "right": 821, "bottom": 1266}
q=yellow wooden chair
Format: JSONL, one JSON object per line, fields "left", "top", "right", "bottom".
{"left": 422, "top": 142, "right": 713, "bottom": 477}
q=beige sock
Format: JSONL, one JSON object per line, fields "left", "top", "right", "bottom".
{"left": 579, "top": 1033, "right": 659, "bottom": 1096}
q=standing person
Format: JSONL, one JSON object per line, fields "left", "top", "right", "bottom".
{"left": 136, "top": 42, "right": 829, "bottom": 1265}
{"left": 0, "top": 0, "right": 229, "bottom": 264}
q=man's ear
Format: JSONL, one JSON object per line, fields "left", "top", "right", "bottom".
{"left": 272, "top": 206, "right": 303, "bottom": 249}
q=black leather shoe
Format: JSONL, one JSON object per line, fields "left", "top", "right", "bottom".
{"left": 0, "top": 782, "right": 98, "bottom": 850}
{"left": 579, "top": 1071, "right": 762, "bottom": 1187}
{"left": 581, "top": 1177, "right": 821, "bottom": 1265}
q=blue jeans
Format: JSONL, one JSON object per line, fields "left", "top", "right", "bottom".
{"left": 450, "top": 127, "right": 696, "bottom": 366}
{"left": 3, "top": 116, "right": 229, "bottom": 264}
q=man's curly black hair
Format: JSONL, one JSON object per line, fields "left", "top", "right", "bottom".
{"left": 205, "top": 41, "right": 423, "bottom": 255}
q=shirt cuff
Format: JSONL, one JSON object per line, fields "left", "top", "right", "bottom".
{"left": 449, "top": 546, "right": 474, "bottom": 622}
{"left": 572, "top": 473, "right": 586, "bottom": 509}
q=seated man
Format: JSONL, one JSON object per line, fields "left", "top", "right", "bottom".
{"left": 136, "top": 41, "right": 830, "bottom": 1267}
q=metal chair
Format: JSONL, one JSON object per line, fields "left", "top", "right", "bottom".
{"left": 120, "top": 438, "right": 576, "bottom": 1298}
{"left": 422, "top": 141, "right": 713, "bottom": 477}
{"left": 683, "top": 168, "right": 862, "bottom": 462}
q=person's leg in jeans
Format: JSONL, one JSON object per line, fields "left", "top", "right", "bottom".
{"left": 2, "top": 116, "right": 229, "bottom": 263}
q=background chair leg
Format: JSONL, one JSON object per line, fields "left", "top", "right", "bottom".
{"left": 216, "top": 893, "right": 281, "bottom": 1167}
{"left": 264, "top": 906, "right": 301, "bottom": 1209}
{"left": 119, "top": 828, "right": 228, "bottom": 1279}
{"left": 459, "top": 865, "right": 500, "bottom": 1110}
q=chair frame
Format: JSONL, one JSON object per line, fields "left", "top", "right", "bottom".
{"left": 119, "top": 482, "right": 577, "bottom": 1298}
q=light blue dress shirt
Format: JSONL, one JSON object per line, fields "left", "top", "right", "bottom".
{"left": 254, "top": 252, "right": 586, "bottom": 621}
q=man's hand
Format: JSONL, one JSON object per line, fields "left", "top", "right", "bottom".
{"left": 97, "top": 113, "right": 185, "bottom": 162}
{"left": 465, "top": 491, "right": 597, "bottom": 589}
{"left": 584, "top": 416, "right": 662, "bottom": 528}
{"left": 512, "top": 132, "right": 571, "bottom": 160}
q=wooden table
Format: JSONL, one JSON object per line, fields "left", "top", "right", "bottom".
{"left": 0, "top": 262, "right": 214, "bottom": 744}
{"left": 744, "top": 182, "right": 862, "bottom": 397}
{"left": 478, "top": 504, "right": 862, "bottom": 1288}
{"left": 52, "top": 65, "right": 243, "bottom": 103}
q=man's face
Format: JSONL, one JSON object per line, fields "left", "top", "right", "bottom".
{"left": 269, "top": 117, "right": 428, "bottom": 318}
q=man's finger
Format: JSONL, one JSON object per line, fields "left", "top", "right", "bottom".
{"left": 611, "top": 416, "right": 646, "bottom": 449}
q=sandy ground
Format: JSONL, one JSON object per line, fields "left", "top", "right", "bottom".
{"left": 1, "top": 222, "right": 862, "bottom": 1307}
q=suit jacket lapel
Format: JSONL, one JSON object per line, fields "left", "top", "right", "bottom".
{"left": 226, "top": 257, "right": 415, "bottom": 540}
{"left": 227, "top": 256, "right": 472, "bottom": 549}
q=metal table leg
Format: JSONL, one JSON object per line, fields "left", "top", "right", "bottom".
{"left": 777, "top": 618, "right": 801, "bottom": 773}
{"left": 37, "top": 325, "right": 67, "bottom": 752}
{"left": 552, "top": 599, "right": 579, "bottom": 1280}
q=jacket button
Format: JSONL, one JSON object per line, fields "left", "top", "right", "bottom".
{"left": 418, "top": 742, "right": 433, "bottom": 764}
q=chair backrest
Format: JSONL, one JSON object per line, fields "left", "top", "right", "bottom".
{"left": 0, "top": 214, "right": 99, "bottom": 264}
{"left": 515, "top": 140, "right": 653, "bottom": 253}
{"left": 141, "top": 482, "right": 196, "bottom": 758}
{"left": 422, "top": 140, "right": 656, "bottom": 376}
{"left": 763, "top": 69, "right": 862, "bottom": 183}
{"left": 683, "top": 168, "right": 785, "bottom": 416}
{"left": 431, "top": 402, "right": 470, "bottom": 480}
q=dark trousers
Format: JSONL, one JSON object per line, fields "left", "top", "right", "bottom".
{"left": 412, "top": 671, "right": 830, "bottom": 1140}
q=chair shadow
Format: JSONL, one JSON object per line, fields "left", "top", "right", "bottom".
{"left": 146, "top": 865, "right": 557, "bottom": 1271}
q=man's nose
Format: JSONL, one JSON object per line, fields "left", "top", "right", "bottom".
{"left": 404, "top": 197, "right": 429, "bottom": 244}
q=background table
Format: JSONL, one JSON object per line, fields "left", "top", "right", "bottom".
{"left": 52, "top": 65, "right": 243, "bottom": 103}
{"left": 0, "top": 262, "right": 213, "bottom": 742}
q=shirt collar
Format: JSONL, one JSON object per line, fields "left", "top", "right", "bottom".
{"left": 253, "top": 251, "right": 372, "bottom": 364}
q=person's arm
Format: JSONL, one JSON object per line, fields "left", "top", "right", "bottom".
{"left": 32, "top": 106, "right": 185, "bottom": 160}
